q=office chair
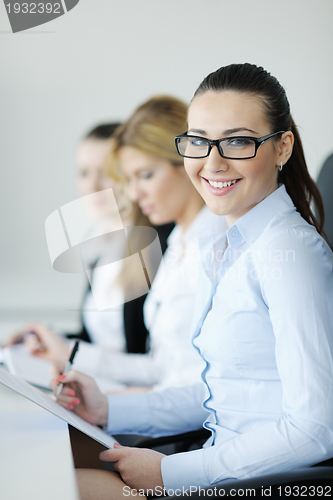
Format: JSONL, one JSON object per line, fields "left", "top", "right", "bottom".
{"left": 317, "top": 153, "right": 333, "bottom": 249}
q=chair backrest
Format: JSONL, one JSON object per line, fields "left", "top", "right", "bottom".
{"left": 317, "top": 153, "right": 333, "bottom": 250}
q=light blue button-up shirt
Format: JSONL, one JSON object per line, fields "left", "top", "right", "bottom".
{"left": 107, "top": 185, "right": 333, "bottom": 491}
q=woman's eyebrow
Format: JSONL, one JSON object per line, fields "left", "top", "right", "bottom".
{"left": 187, "top": 127, "right": 258, "bottom": 136}
{"left": 223, "top": 127, "right": 258, "bottom": 135}
{"left": 187, "top": 128, "right": 206, "bottom": 135}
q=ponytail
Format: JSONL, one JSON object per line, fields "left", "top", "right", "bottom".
{"left": 278, "top": 118, "right": 325, "bottom": 236}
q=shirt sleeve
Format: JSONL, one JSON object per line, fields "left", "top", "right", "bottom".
{"left": 106, "top": 382, "right": 209, "bottom": 437}
{"left": 161, "top": 229, "right": 333, "bottom": 491}
{"left": 72, "top": 341, "right": 162, "bottom": 387}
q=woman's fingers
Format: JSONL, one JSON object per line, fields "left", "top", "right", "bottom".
{"left": 55, "top": 369, "right": 87, "bottom": 385}
{"left": 49, "top": 363, "right": 63, "bottom": 378}
{"left": 50, "top": 369, "right": 108, "bottom": 426}
{"left": 25, "top": 333, "right": 45, "bottom": 354}
{"left": 99, "top": 444, "right": 124, "bottom": 462}
{"left": 58, "top": 394, "right": 80, "bottom": 406}
{"left": 98, "top": 447, "right": 165, "bottom": 493}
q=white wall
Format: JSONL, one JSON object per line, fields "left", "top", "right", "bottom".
{"left": 0, "top": 0, "right": 332, "bottom": 326}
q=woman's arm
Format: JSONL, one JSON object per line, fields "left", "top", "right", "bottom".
{"left": 51, "top": 368, "right": 208, "bottom": 437}
{"left": 106, "top": 382, "right": 208, "bottom": 437}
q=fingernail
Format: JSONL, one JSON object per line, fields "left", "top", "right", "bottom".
{"left": 68, "top": 390, "right": 75, "bottom": 397}
{"left": 72, "top": 398, "right": 80, "bottom": 405}
{"left": 58, "top": 375, "right": 66, "bottom": 380}
{"left": 114, "top": 442, "right": 121, "bottom": 447}
{"left": 67, "top": 404, "right": 73, "bottom": 410}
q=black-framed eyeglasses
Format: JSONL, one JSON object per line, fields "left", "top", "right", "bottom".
{"left": 175, "top": 131, "right": 285, "bottom": 160}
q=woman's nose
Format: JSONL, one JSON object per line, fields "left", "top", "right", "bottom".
{"left": 204, "top": 145, "right": 229, "bottom": 174}
{"left": 128, "top": 179, "right": 141, "bottom": 202}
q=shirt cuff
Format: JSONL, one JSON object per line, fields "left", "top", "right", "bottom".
{"left": 106, "top": 392, "right": 151, "bottom": 435}
{"left": 161, "top": 448, "right": 210, "bottom": 493}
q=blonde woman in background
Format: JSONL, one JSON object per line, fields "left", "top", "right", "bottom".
{"left": 6, "top": 124, "right": 173, "bottom": 391}
{"left": 53, "top": 95, "right": 209, "bottom": 393}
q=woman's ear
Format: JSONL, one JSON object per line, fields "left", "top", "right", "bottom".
{"left": 277, "top": 131, "right": 294, "bottom": 165}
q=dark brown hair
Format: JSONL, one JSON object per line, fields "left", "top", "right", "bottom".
{"left": 193, "top": 63, "right": 325, "bottom": 235}
{"left": 85, "top": 122, "right": 121, "bottom": 140}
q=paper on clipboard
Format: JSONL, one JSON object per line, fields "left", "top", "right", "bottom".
{"left": 1, "top": 345, "right": 53, "bottom": 388}
{"left": 0, "top": 366, "right": 116, "bottom": 449}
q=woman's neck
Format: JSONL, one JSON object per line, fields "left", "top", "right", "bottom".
{"left": 176, "top": 193, "right": 205, "bottom": 232}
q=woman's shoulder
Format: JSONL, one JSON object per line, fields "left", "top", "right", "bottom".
{"left": 256, "top": 209, "right": 333, "bottom": 268}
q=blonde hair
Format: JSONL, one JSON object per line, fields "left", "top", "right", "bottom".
{"left": 103, "top": 95, "right": 188, "bottom": 299}
{"left": 104, "top": 95, "right": 188, "bottom": 184}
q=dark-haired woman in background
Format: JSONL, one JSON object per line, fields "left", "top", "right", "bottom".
{"left": 51, "top": 64, "right": 333, "bottom": 498}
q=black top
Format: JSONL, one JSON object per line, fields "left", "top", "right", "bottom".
{"left": 317, "top": 153, "right": 333, "bottom": 250}
{"left": 67, "top": 223, "right": 174, "bottom": 353}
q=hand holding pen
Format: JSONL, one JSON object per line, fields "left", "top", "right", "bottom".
{"left": 50, "top": 362, "right": 109, "bottom": 426}
{"left": 56, "top": 340, "right": 80, "bottom": 396}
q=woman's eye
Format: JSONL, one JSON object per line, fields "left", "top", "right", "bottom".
{"left": 139, "top": 171, "right": 153, "bottom": 180}
{"left": 189, "top": 137, "right": 207, "bottom": 148}
{"left": 226, "top": 137, "right": 253, "bottom": 148}
{"left": 77, "top": 170, "right": 89, "bottom": 178}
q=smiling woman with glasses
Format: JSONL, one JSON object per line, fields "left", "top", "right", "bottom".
{"left": 50, "top": 64, "right": 333, "bottom": 500}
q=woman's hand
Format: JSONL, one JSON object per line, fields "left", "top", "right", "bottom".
{"left": 5, "top": 322, "right": 70, "bottom": 366}
{"left": 100, "top": 444, "right": 165, "bottom": 494}
{"left": 50, "top": 369, "right": 108, "bottom": 427}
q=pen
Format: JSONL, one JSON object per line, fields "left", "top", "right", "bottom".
{"left": 56, "top": 340, "right": 80, "bottom": 396}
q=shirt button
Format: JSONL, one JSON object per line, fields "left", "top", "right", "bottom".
{"left": 232, "top": 230, "right": 238, "bottom": 238}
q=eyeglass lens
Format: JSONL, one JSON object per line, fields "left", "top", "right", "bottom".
{"left": 177, "top": 136, "right": 257, "bottom": 159}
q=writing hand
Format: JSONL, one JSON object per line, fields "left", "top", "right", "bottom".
{"left": 50, "top": 369, "right": 108, "bottom": 427}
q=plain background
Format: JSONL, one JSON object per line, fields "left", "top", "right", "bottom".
{"left": 0, "top": 0, "right": 332, "bottom": 334}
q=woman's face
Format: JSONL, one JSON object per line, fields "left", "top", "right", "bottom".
{"left": 76, "top": 138, "right": 119, "bottom": 220}
{"left": 119, "top": 147, "right": 195, "bottom": 226}
{"left": 185, "top": 90, "right": 293, "bottom": 227}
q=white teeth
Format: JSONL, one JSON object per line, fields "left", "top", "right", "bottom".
{"left": 208, "top": 179, "right": 238, "bottom": 188}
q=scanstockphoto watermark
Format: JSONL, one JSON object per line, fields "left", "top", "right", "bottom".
{"left": 3, "top": 0, "right": 80, "bottom": 33}
{"left": 123, "top": 485, "right": 258, "bottom": 497}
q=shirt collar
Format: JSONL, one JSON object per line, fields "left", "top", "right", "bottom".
{"left": 197, "top": 184, "right": 295, "bottom": 248}
{"left": 234, "top": 184, "right": 295, "bottom": 245}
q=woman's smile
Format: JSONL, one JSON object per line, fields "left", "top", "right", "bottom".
{"left": 201, "top": 176, "right": 243, "bottom": 196}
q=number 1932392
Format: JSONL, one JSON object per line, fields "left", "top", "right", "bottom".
{"left": 6, "top": 2, "right": 61, "bottom": 14}
{"left": 277, "top": 485, "right": 331, "bottom": 497}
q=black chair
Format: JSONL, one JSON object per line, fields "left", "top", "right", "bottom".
{"left": 135, "top": 428, "right": 211, "bottom": 453}
{"left": 317, "top": 153, "right": 333, "bottom": 249}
